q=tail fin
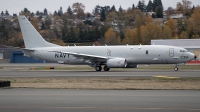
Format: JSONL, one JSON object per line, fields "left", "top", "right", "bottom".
{"left": 18, "top": 15, "right": 60, "bottom": 48}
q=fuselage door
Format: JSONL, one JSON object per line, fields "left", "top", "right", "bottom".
{"left": 169, "top": 48, "right": 174, "bottom": 57}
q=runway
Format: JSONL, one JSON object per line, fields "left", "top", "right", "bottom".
{"left": 0, "top": 88, "right": 200, "bottom": 112}
{"left": 0, "top": 70, "right": 200, "bottom": 78}
{"left": 0, "top": 64, "right": 200, "bottom": 78}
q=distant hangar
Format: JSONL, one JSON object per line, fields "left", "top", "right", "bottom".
{"left": 151, "top": 39, "right": 200, "bottom": 62}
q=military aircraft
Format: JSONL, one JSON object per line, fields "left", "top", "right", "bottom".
{"left": 15, "top": 15, "right": 196, "bottom": 71}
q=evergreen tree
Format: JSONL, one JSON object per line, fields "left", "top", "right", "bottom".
{"left": 119, "top": 5, "right": 123, "bottom": 12}
{"left": 41, "top": 22, "right": 45, "bottom": 30}
{"left": 24, "top": 8, "right": 29, "bottom": 13}
{"left": 132, "top": 4, "right": 135, "bottom": 10}
{"left": 87, "top": 13, "right": 91, "bottom": 18}
{"left": 1, "top": 11, "right": 4, "bottom": 15}
{"left": 152, "top": 13, "right": 156, "bottom": 18}
{"left": 158, "top": 0, "right": 162, "bottom": 6}
{"left": 53, "top": 11, "right": 58, "bottom": 17}
{"left": 104, "top": 6, "right": 111, "bottom": 13}
{"left": 87, "top": 30, "right": 94, "bottom": 42}
{"left": 156, "top": 5, "right": 163, "bottom": 18}
{"left": 44, "top": 8, "right": 48, "bottom": 15}
{"left": 191, "top": 5, "right": 195, "bottom": 14}
{"left": 13, "top": 13, "right": 17, "bottom": 17}
{"left": 142, "top": 0, "right": 147, "bottom": 12}
{"left": 5, "top": 10, "right": 9, "bottom": 15}
{"left": 31, "top": 12, "right": 34, "bottom": 17}
{"left": 153, "top": 0, "right": 162, "bottom": 12}
{"left": 66, "top": 27, "right": 76, "bottom": 42}
{"left": 94, "top": 26, "right": 100, "bottom": 40}
{"left": 147, "top": 0, "right": 153, "bottom": 12}
{"left": 93, "top": 5, "right": 101, "bottom": 14}
{"left": 100, "top": 8, "right": 106, "bottom": 22}
{"left": 111, "top": 5, "right": 116, "bottom": 11}
{"left": 153, "top": 0, "right": 156, "bottom": 11}
{"left": 137, "top": 1, "right": 143, "bottom": 11}
{"left": 79, "top": 28, "right": 84, "bottom": 42}
{"left": 44, "top": 19, "right": 51, "bottom": 30}
{"left": 137, "top": 0, "right": 146, "bottom": 12}
{"left": 67, "top": 6, "right": 72, "bottom": 15}
{"left": 36, "top": 11, "right": 40, "bottom": 15}
{"left": 58, "top": 7, "right": 63, "bottom": 16}
{"left": 120, "top": 30, "right": 124, "bottom": 40}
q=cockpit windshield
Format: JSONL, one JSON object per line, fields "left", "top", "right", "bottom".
{"left": 180, "top": 50, "right": 188, "bottom": 53}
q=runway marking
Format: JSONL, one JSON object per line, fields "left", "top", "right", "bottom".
{"left": 153, "top": 75, "right": 181, "bottom": 79}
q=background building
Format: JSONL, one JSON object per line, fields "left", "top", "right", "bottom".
{"left": 0, "top": 47, "right": 48, "bottom": 63}
{"left": 151, "top": 39, "right": 200, "bottom": 62}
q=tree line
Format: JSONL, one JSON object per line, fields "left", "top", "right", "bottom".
{"left": 0, "top": 0, "right": 199, "bottom": 47}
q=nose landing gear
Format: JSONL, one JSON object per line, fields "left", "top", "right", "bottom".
{"left": 174, "top": 67, "right": 178, "bottom": 71}
{"left": 174, "top": 64, "right": 179, "bottom": 71}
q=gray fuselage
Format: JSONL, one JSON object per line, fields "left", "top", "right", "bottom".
{"left": 25, "top": 45, "right": 195, "bottom": 65}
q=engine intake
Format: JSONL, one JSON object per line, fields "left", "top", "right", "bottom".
{"left": 106, "top": 58, "right": 127, "bottom": 68}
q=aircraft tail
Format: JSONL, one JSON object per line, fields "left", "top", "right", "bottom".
{"left": 18, "top": 15, "right": 60, "bottom": 48}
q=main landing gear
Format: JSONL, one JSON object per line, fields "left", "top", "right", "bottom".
{"left": 95, "top": 66, "right": 110, "bottom": 71}
{"left": 95, "top": 66, "right": 102, "bottom": 71}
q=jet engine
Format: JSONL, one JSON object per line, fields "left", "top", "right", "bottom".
{"left": 106, "top": 58, "right": 127, "bottom": 68}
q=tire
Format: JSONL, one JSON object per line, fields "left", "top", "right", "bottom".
{"left": 104, "top": 66, "right": 110, "bottom": 71}
{"left": 174, "top": 67, "right": 178, "bottom": 71}
{"left": 95, "top": 66, "right": 102, "bottom": 71}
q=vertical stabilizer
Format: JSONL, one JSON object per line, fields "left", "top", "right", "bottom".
{"left": 18, "top": 15, "right": 60, "bottom": 48}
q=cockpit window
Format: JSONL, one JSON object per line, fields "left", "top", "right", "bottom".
{"left": 180, "top": 50, "right": 188, "bottom": 52}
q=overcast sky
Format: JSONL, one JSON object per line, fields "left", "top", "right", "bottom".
{"left": 0, "top": 0, "right": 199, "bottom": 15}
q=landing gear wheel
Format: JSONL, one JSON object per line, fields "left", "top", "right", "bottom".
{"left": 103, "top": 66, "right": 110, "bottom": 71}
{"left": 174, "top": 67, "right": 178, "bottom": 71}
{"left": 95, "top": 66, "right": 102, "bottom": 71}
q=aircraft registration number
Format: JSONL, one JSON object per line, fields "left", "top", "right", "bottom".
{"left": 180, "top": 56, "right": 188, "bottom": 59}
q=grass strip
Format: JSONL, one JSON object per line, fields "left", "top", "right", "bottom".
{"left": 1, "top": 77, "right": 200, "bottom": 90}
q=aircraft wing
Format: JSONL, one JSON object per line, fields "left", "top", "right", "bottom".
{"left": 49, "top": 50, "right": 108, "bottom": 62}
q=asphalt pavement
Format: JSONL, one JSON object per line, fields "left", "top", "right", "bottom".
{"left": 0, "top": 70, "right": 200, "bottom": 78}
{"left": 0, "top": 88, "right": 200, "bottom": 112}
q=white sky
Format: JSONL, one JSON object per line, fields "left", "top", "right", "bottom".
{"left": 0, "top": 0, "right": 199, "bottom": 15}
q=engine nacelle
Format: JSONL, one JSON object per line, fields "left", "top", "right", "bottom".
{"left": 126, "top": 64, "right": 138, "bottom": 68}
{"left": 106, "top": 58, "right": 127, "bottom": 68}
